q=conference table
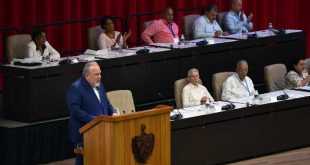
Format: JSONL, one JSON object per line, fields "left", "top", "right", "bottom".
{"left": 0, "top": 29, "right": 305, "bottom": 122}
{"left": 171, "top": 88, "right": 310, "bottom": 164}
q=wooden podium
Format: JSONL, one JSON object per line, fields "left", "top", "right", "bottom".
{"left": 79, "top": 105, "right": 173, "bottom": 165}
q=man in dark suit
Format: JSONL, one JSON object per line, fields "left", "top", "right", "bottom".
{"left": 66, "top": 61, "right": 117, "bottom": 165}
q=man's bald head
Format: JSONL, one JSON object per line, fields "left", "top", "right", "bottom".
{"left": 162, "top": 7, "right": 174, "bottom": 23}
{"left": 236, "top": 60, "right": 249, "bottom": 81}
{"left": 231, "top": 0, "right": 242, "bottom": 13}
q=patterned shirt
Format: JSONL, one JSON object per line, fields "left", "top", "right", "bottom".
{"left": 285, "top": 70, "right": 309, "bottom": 89}
{"left": 141, "top": 19, "right": 179, "bottom": 45}
{"left": 182, "top": 83, "right": 214, "bottom": 108}
{"left": 221, "top": 74, "right": 255, "bottom": 101}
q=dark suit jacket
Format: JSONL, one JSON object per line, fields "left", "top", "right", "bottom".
{"left": 66, "top": 77, "right": 115, "bottom": 143}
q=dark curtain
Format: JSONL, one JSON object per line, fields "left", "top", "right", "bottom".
{"left": 0, "top": 0, "right": 309, "bottom": 88}
{"left": 0, "top": 119, "right": 74, "bottom": 165}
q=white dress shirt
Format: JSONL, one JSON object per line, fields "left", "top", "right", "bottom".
{"left": 93, "top": 87, "right": 101, "bottom": 102}
{"left": 193, "top": 15, "right": 223, "bottom": 39}
{"left": 182, "top": 83, "right": 214, "bottom": 108}
{"left": 27, "top": 41, "right": 60, "bottom": 61}
{"left": 221, "top": 73, "right": 255, "bottom": 101}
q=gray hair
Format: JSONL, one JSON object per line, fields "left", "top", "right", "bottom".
{"left": 82, "top": 61, "right": 99, "bottom": 77}
{"left": 236, "top": 60, "right": 248, "bottom": 69}
{"left": 187, "top": 68, "right": 199, "bottom": 77}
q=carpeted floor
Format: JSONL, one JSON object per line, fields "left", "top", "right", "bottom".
{"left": 41, "top": 147, "right": 310, "bottom": 165}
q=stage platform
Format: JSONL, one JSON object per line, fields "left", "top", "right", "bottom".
{"left": 0, "top": 116, "right": 74, "bottom": 165}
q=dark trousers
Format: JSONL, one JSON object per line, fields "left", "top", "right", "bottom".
{"left": 74, "top": 142, "right": 83, "bottom": 165}
{"left": 75, "top": 154, "right": 83, "bottom": 165}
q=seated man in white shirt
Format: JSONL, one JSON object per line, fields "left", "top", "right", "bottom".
{"left": 193, "top": 3, "right": 228, "bottom": 39}
{"left": 221, "top": 60, "right": 256, "bottom": 100}
{"left": 182, "top": 68, "right": 214, "bottom": 108}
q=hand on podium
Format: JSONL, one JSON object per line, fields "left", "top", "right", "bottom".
{"left": 74, "top": 147, "right": 84, "bottom": 155}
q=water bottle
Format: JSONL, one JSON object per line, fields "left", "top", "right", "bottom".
{"left": 241, "top": 27, "right": 248, "bottom": 39}
{"left": 180, "top": 34, "right": 185, "bottom": 46}
{"left": 118, "top": 43, "right": 123, "bottom": 53}
{"left": 200, "top": 100, "right": 206, "bottom": 111}
{"left": 42, "top": 55, "right": 47, "bottom": 65}
{"left": 268, "top": 23, "right": 273, "bottom": 31}
{"left": 252, "top": 90, "right": 259, "bottom": 105}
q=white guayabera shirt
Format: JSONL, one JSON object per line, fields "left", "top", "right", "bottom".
{"left": 182, "top": 83, "right": 214, "bottom": 108}
{"left": 221, "top": 74, "right": 255, "bottom": 101}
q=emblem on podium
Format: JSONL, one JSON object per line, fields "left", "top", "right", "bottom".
{"left": 131, "top": 124, "right": 155, "bottom": 164}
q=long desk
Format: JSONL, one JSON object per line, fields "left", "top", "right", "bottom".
{"left": 0, "top": 30, "right": 306, "bottom": 122}
{"left": 171, "top": 90, "right": 310, "bottom": 164}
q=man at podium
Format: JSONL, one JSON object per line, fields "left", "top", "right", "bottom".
{"left": 66, "top": 61, "right": 117, "bottom": 165}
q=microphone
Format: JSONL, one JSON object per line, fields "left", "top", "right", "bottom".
{"left": 247, "top": 33, "right": 257, "bottom": 39}
{"left": 136, "top": 47, "right": 150, "bottom": 55}
{"left": 273, "top": 28, "right": 286, "bottom": 35}
{"left": 277, "top": 90, "right": 289, "bottom": 100}
{"left": 221, "top": 101, "right": 236, "bottom": 111}
{"left": 158, "top": 92, "right": 183, "bottom": 120}
{"left": 196, "top": 39, "right": 208, "bottom": 46}
{"left": 221, "top": 99, "right": 259, "bottom": 110}
{"left": 223, "top": 99, "right": 260, "bottom": 109}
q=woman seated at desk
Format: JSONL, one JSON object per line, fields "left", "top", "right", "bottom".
{"left": 27, "top": 29, "right": 60, "bottom": 61}
{"left": 98, "top": 16, "right": 131, "bottom": 50}
{"left": 285, "top": 57, "right": 310, "bottom": 89}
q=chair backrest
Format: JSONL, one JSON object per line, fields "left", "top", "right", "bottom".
{"left": 143, "top": 20, "right": 153, "bottom": 30}
{"left": 6, "top": 34, "right": 32, "bottom": 62}
{"left": 217, "top": 11, "right": 228, "bottom": 32}
{"left": 212, "top": 72, "right": 235, "bottom": 101}
{"left": 87, "top": 26, "right": 104, "bottom": 50}
{"left": 264, "top": 64, "right": 287, "bottom": 92}
{"left": 174, "top": 78, "right": 202, "bottom": 109}
{"left": 305, "top": 58, "right": 310, "bottom": 71}
{"left": 182, "top": 14, "right": 200, "bottom": 40}
{"left": 106, "top": 90, "right": 135, "bottom": 114}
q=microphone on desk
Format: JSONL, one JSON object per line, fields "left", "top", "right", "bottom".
{"left": 136, "top": 47, "right": 150, "bottom": 55}
{"left": 196, "top": 39, "right": 208, "bottom": 46}
{"left": 221, "top": 101, "right": 236, "bottom": 111}
{"left": 247, "top": 33, "right": 258, "bottom": 39}
{"left": 158, "top": 92, "right": 182, "bottom": 120}
{"left": 223, "top": 99, "right": 260, "bottom": 109}
{"left": 277, "top": 90, "right": 289, "bottom": 100}
{"left": 273, "top": 28, "right": 286, "bottom": 35}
